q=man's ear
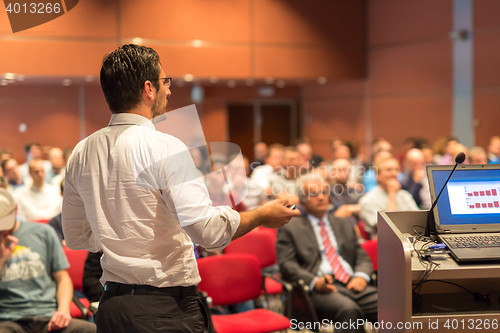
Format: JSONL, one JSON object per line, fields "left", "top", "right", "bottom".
{"left": 143, "top": 80, "right": 156, "bottom": 100}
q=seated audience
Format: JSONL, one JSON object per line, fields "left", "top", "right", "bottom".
{"left": 229, "top": 156, "right": 266, "bottom": 211}
{"left": 1, "top": 158, "right": 25, "bottom": 191}
{"left": 469, "top": 146, "right": 488, "bottom": 165}
{"left": 19, "top": 143, "right": 52, "bottom": 183}
{"left": 0, "top": 189, "right": 95, "bottom": 333}
{"left": 250, "top": 142, "right": 267, "bottom": 173}
{"left": 438, "top": 137, "right": 459, "bottom": 165}
{"left": 328, "top": 158, "right": 362, "bottom": 219}
{"left": 297, "top": 143, "right": 313, "bottom": 173}
{"left": 487, "top": 136, "right": 500, "bottom": 164}
{"left": 48, "top": 148, "right": 66, "bottom": 187}
{"left": 277, "top": 176, "right": 377, "bottom": 333}
{"left": 251, "top": 143, "right": 283, "bottom": 192}
{"left": 269, "top": 146, "right": 301, "bottom": 204}
{"left": 0, "top": 150, "right": 13, "bottom": 163}
{"left": 49, "top": 179, "right": 65, "bottom": 245}
{"left": 401, "top": 149, "right": 431, "bottom": 209}
{"left": 359, "top": 157, "right": 419, "bottom": 236}
{"left": 421, "top": 146, "right": 435, "bottom": 165}
{"left": 450, "top": 143, "right": 468, "bottom": 164}
{"left": 207, "top": 162, "right": 247, "bottom": 212}
{"left": 13, "top": 159, "right": 62, "bottom": 221}
{"left": 363, "top": 150, "right": 395, "bottom": 193}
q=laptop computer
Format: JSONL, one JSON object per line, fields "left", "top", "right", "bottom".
{"left": 427, "top": 164, "right": 500, "bottom": 263}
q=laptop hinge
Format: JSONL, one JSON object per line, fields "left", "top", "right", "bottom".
{"left": 444, "top": 230, "right": 452, "bottom": 233}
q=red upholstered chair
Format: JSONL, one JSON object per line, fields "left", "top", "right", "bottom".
{"left": 31, "top": 219, "right": 50, "bottom": 224}
{"left": 361, "top": 239, "right": 378, "bottom": 271}
{"left": 358, "top": 221, "right": 372, "bottom": 241}
{"left": 197, "top": 254, "right": 290, "bottom": 333}
{"left": 63, "top": 247, "right": 91, "bottom": 320}
{"left": 224, "top": 230, "right": 290, "bottom": 312}
{"left": 361, "top": 239, "right": 378, "bottom": 285}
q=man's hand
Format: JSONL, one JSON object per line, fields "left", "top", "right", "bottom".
{"left": 334, "top": 205, "right": 353, "bottom": 218}
{"left": 276, "top": 193, "right": 299, "bottom": 205}
{"left": 347, "top": 276, "right": 367, "bottom": 292}
{"left": 48, "top": 310, "right": 72, "bottom": 331}
{"left": 314, "top": 275, "right": 337, "bottom": 293}
{"left": 260, "top": 198, "right": 301, "bottom": 228}
{"left": 0, "top": 231, "right": 18, "bottom": 264}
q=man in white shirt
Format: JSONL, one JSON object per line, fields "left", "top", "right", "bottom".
{"left": 62, "top": 44, "right": 299, "bottom": 333}
{"left": 14, "top": 159, "right": 62, "bottom": 222}
{"left": 359, "top": 157, "right": 419, "bottom": 237}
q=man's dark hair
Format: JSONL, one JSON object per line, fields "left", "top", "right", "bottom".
{"left": 100, "top": 44, "right": 161, "bottom": 113}
{"left": 24, "top": 142, "right": 40, "bottom": 154}
{"left": 1, "top": 158, "right": 13, "bottom": 174}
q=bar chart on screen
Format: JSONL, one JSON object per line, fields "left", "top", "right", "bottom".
{"left": 447, "top": 181, "right": 500, "bottom": 215}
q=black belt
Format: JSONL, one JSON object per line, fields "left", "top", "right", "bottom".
{"left": 104, "top": 281, "right": 199, "bottom": 297}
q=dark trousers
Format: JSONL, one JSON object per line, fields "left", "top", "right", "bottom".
{"left": 95, "top": 282, "right": 210, "bottom": 333}
{"left": 0, "top": 317, "right": 95, "bottom": 333}
{"left": 311, "top": 282, "right": 378, "bottom": 333}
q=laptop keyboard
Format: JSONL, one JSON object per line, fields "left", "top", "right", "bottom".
{"left": 443, "top": 234, "right": 500, "bottom": 249}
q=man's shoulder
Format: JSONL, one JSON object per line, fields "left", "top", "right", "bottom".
{"left": 18, "top": 220, "right": 56, "bottom": 238}
{"left": 252, "top": 164, "right": 272, "bottom": 175}
{"left": 359, "top": 186, "right": 384, "bottom": 203}
{"left": 282, "top": 214, "right": 308, "bottom": 232}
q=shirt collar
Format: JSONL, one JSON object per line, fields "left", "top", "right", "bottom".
{"left": 108, "top": 113, "right": 155, "bottom": 131}
{"left": 307, "top": 213, "right": 328, "bottom": 227}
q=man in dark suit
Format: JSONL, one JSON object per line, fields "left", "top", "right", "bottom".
{"left": 277, "top": 176, "right": 377, "bottom": 333}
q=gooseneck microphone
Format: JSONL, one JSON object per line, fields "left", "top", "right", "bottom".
{"left": 424, "top": 152, "right": 466, "bottom": 238}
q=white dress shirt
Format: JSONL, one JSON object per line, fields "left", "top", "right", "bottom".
{"left": 63, "top": 113, "right": 240, "bottom": 288}
{"left": 308, "top": 214, "right": 369, "bottom": 290}
{"left": 14, "top": 183, "right": 62, "bottom": 221}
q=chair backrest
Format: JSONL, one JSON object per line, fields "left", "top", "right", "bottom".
{"left": 224, "top": 230, "right": 277, "bottom": 268}
{"left": 361, "top": 239, "right": 378, "bottom": 271}
{"left": 63, "top": 247, "right": 89, "bottom": 290}
{"left": 197, "top": 254, "right": 262, "bottom": 306}
{"left": 31, "top": 219, "right": 50, "bottom": 224}
{"left": 358, "top": 221, "right": 373, "bottom": 241}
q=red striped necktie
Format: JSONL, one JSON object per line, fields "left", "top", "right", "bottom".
{"left": 319, "top": 220, "right": 350, "bottom": 284}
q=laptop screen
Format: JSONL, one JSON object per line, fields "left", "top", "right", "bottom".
{"left": 428, "top": 165, "right": 500, "bottom": 230}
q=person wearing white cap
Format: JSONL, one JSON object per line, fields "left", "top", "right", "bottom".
{"left": 0, "top": 189, "right": 95, "bottom": 333}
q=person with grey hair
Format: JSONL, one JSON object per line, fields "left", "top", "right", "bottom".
{"left": 277, "top": 176, "right": 377, "bottom": 333}
{"left": 0, "top": 189, "right": 96, "bottom": 333}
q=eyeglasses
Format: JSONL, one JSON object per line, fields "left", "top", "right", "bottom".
{"left": 159, "top": 77, "right": 172, "bottom": 89}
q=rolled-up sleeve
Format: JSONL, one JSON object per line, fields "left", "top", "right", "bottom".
{"left": 183, "top": 206, "right": 240, "bottom": 251}
{"left": 156, "top": 137, "right": 240, "bottom": 251}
